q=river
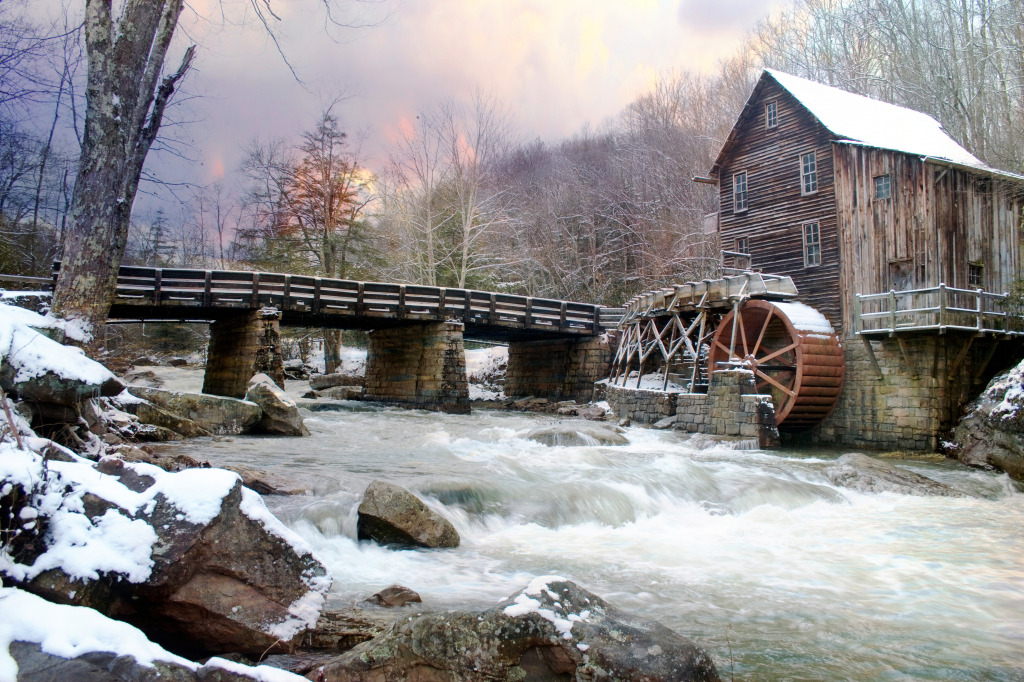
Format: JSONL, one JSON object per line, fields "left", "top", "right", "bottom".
{"left": 153, "top": 368, "right": 1024, "bottom": 681}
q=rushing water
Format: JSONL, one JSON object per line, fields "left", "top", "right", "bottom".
{"left": 154, "top": 369, "right": 1024, "bottom": 681}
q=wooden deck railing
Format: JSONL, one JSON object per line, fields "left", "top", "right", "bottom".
{"left": 94, "top": 265, "right": 607, "bottom": 335}
{"left": 855, "top": 284, "right": 1024, "bottom": 336}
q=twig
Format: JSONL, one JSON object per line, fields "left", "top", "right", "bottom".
{"left": 0, "top": 388, "right": 24, "bottom": 450}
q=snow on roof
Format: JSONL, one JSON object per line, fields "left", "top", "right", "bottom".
{"left": 765, "top": 70, "right": 1021, "bottom": 179}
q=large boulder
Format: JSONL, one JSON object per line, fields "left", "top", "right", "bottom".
{"left": 310, "top": 578, "right": 720, "bottom": 682}
{"left": 3, "top": 446, "right": 330, "bottom": 657}
{"left": 2, "top": 586, "right": 309, "bottom": 681}
{"left": 309, "top": 373, "right": 364, "bottom": 390}
{"left": 126, "top": 386, "right": 261, "bottom": 435}
{"left": 824, "top": 453, "right": 966, "bottom": 496}
{"left": 951, "top": 361, "right": 1024, "bottom": 481}
{"left": 245, "top": 373, "right": 310, "bottom": 436}
{"left": 526, "top": 422, "right": 629, "bottom": 447}
{"left": 356, "top": 480, "right": 460, "bottom": 549}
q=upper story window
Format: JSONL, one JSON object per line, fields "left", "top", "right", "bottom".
{"left": 803, "top": 222, "right": 821, "bottom": 267}
{"left": 733, "top": 171, "right": 748, "bottom": 213}
{"left": 874, "top": 174, "right": 892, "bottom": 199}
{"left": 765, "top": 101, "right": 778, "bottom": 129}
{"left": 735, "top": 237, "right": 749, "bottom": 254}
{"left": 969, "top": 263, "right": 984, "bottom": 288}
{"left": 801, "top": 152, "right": 818, "bottom": 195}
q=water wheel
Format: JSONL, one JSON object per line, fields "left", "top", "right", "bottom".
{"left": 707, "top": 299, "right": 844, "bottom": 429}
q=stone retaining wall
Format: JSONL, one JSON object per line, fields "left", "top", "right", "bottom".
{"left": 605, "top": 369, "right": 779, "bottom": 448}
{"left": 363, "top": 322, "right": 469, "bottom": 414}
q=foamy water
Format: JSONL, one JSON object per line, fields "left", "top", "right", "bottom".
{"left": 150, "top": 369, "right": 1024, "bottom": 680}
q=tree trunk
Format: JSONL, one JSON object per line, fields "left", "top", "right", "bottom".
{"left": 324, "top": 329, "right": 342, "bottom": 373}
{"left": 50, "top": 0, "right": 193, "bottom": 352}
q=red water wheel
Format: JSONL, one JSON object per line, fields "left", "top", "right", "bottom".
{"left": 707, "top": 299, "right": 844, "bottom": 429}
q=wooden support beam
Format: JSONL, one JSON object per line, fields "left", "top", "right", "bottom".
{"left": 860, "top": 336, "right": 883, "bottom": 379}
{"left": 947, "top": 335, "right": 976, "bottom": 378}
{"left": 896, "top": 336, "right": 916, "bottom": 379}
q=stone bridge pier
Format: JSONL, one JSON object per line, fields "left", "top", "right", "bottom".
{"left": 363, "top": 322, "right": 470, "bottom": 414}
{"left": 203, "top": 308, "right": 286, "bottom": 398}
{"left": 505, "top": 336, "right": 612, "bottom": 403}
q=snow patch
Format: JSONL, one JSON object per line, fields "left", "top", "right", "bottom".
{"left": 771, "top": 301, "right": 835, "bottom": 334}
{"left": 0, "top": 303, "right": 107, "bottom": 384}
{"left": 503, "top": 576, "right": 591, "bottom": 641}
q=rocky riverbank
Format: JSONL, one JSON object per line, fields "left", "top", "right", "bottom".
{"left": 0, "top": 301, "right": 722, "bottom": 679}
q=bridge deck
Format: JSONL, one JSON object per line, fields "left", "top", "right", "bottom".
{"left": 94, "top": 265, "right": 608, "bottom": 342}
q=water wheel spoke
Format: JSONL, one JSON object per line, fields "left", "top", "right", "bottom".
{"left": 737, "top": 309, "right": 749, "bottom": 356}
{"left": 751, "top": 308, "right": 774, "bottom": 358}
{"left": 712, "top": 338, "right": 735, "bottom": 360}
{"left": 758, "top": 341, "right": 799, "bottom": 365}
{"left": 754, "top": 368, "right": 796, "bottom": 397}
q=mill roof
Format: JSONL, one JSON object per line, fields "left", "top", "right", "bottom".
{"left": 711, "top": 69, "right": 1024, "bottom": 182}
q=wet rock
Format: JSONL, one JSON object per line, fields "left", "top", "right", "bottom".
{"left": 123, "top": 369, "right": 164, "bottom": 387}
{"left": 8, "top": 641, "right": 198, "bottom": 682}
{"left": 579, "top": 404, "right": 608, "bottom": 421}
{"left": 302, "top": 390, "right": 318, "bottom": 399}
{"left": 357, "top": 480, "right": 460, "bottom": 549}
{"left": 526, "top": 422, "right": 629, "bottom": 447}
{"left": 245, "top": 373, "right": 310, "bottom": 436}
{"left": 311, "top": 578, "right": 719, "bottom": 682}
{"left": 317, "top": 386, "right": 363, "bottom": 400}
{"left": 125, "top": 386, "right": 261, "bottom": 435}
{"left": 309, "top": 372, "right": 365, "bottom": 390}
{"left": 117, "top": 446, "right": 211, "bottom": 472}
{"left": 224, "top": 463, "right": 306, "bottom": 495}
{"left": 653, "top": 416, "right": 677, "bottom": 429}
{"left": 304, "top": 607, "right": 403, "bottom": 652}
{"left": 824, "top": 453, "right": 967, "bottom": 497}
{"left": 361, "top": 585, "right": 422, "bottom": 608}
{"left": 166, "top": 357, "right": 189, "bottom": 367}
{"left": 951, "top": 361, "right": 1024, "bottom": 481}
{"left": 131, "top": 401, "right": 214, "bottom": 438}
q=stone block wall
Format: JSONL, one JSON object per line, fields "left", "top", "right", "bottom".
{"left": 605, "top": 369, "right": 779, "bottom": 448}
{"left": 808, "top": 334, "right": 1014, "bottom": 451}
{"left": 363, "top": 322, "right": 469, "bottom": 414}
{"left": 506, "top": 336, "right": 611, "bottom": 403}
{"left": 203, "top": 308, "right": 286, "bottom": 399}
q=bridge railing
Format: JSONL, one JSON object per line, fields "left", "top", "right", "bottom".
{"left": 104, "top": 265, "right": 604, "bottom": 335}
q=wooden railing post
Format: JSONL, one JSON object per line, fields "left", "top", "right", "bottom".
{"left": 251, "top": 272, "right": 261, "bottom": 308}
{"left": 398, "top": 285, "right": 406, "bottom": 319}
{"left": 560, "top": 301, "right": 568, "bottom": 332}
{"left": 313, "top": 278, "right": 321, "bottom": 312}
{"left": 524, "top": 298, "right": 533, "bottom": 328}
{"left": 204, "top": 271, "right": 212, "bottom": 307}
{"left": 154, "top": 268, "right": 162, "bottom": 305}
{"left": 592, "top": 306, "right": 600, "bottom": 334}
{"left": 976, "top": 288, "right": 983, "bottom": 331}
{"left": 853, "top": 293, "right": 862, "bottom": 334}
{"left": 356, "top": 282, "right": 365, "bottom": 315}
{"left": 282, "top": 275, "right": 291, "bottom": 312}
{"left": 463, "top": 290, "right": 472, "bottom": 323}
{"left": 489, "top": 293, "right": 496, "bottom": 321}
{"left": 438, "top": 287, "right": 446, "bottom": 316}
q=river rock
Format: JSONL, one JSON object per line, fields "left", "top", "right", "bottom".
{"left": 245, "top": 373, "right": 310, "bottom": 436}
{"left": 824, "top": 453, "right": 966, "bottom": 496}
{"left": 310, "top": 578, "right": 719, "bottom": 682}
{"left": 130, "top": 400, "right": 214, "bottom": 438}
{"left": 310, "top": 372, "right": 365, "bottom": 390}
{"left": 12, "top": 454, "right": 330, "bottom": 657}
{"left": 951, "top": 361, "right": 1024, "bottom": 481}
{"left": 361, "top": 585, "right": 422, "bottom": 608}
{"left": 224, "top": 463, "right": 307, "bottom": 495}
{"left": 317, "top": 386, "right": 363, "bottom": 400}
{"left": 526, "top": 422, "right": 629, "bottom": 447}
{"left": 357, "top": 480, "right": 460, "bottom": 549}
{"left": 126, "top": 386, "right": 261, "bottom": 435}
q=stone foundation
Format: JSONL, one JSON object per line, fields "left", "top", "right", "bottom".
{"left": 605, "top": 369, "right": 778, "bottom": 448}
{"left": 203, "top": 308, "right": 286, "bottom": 398}
{"left": 363, "top": 322, "right": 469, "bottom": 414}
{"left": 506, "top": 337, "right": 611, "bottom": 403}
{"left": 808, "top": 334, "right": 1018, "bottom": 451}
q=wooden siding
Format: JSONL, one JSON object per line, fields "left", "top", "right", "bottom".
{"left": 834, "top": 145, "right": 1024, "bottom": 333}
{"left": 716, "top": 80, "right": 843, "bottom": 330}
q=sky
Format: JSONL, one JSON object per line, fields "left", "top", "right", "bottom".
{"left": 30, "top": 0, "right": 784, "bottom": 210}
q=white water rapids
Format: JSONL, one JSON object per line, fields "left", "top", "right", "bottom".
{"left": 153, "top": 368, "right": 1024, "bottom": 680}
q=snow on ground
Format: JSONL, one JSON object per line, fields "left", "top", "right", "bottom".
{"left": 607, "top": 372, "right": 689, "bottom": 392}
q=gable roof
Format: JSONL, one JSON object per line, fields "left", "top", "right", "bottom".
{"left": 711, "top": 69, "right": 1024, "bottom": 182}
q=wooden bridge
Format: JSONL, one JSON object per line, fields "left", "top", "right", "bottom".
{"left": 99, "top": 265, "right": 613, "bottom": 341}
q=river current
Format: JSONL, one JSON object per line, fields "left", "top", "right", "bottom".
{"left": 154, "top": 368, "right": 1024, "bottom": 681}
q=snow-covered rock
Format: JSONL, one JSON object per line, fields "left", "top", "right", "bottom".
{"left": 245, "top": 373, "right": 310, "bottom": 436}
{"left": 312, "top": 577, "right": 719, "bottom": 682}
{"left": 951, "top": 361, "right": 1024, "bottom": 481}
{"left": 1, "top": 587, "right": 308, "bottom": 681}
{"left": 0, "top": 442, "right": 330, "bottom": 657}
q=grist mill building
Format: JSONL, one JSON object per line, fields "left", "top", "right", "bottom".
{"left": 707, "top": 69, "right": 1024, "bottom": 449}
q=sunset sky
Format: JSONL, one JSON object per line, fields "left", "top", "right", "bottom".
{"left": 32, "top": 0, "right": 784, "bottom": 200}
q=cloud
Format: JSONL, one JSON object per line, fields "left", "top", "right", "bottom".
{"left": 677, "top": 0, "right": 778, "bottom": 31}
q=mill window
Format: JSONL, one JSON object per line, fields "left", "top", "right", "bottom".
{"left": 735, "top": 237, "right": 749, "bottom": 253}
{"left": 803, "top": 222, "right": 821, "bottom": 267}
{"left": 801, "top": 152, "right": 818, "bottom": 195}
{"left": 733, "top": 171, "right": 748, "bottom": 212}
{"left": 765, "top": 101, "right": 778, "bottom": 129}
{"left": 874, "top": 174, "right": 891, "bottom": 200}
{"left": 969, "top": 263, "right": 984, "bottom": 288}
